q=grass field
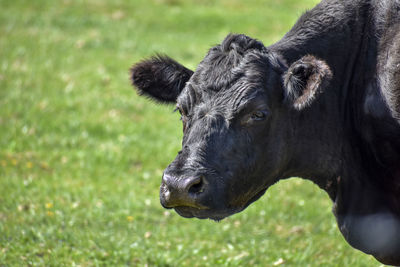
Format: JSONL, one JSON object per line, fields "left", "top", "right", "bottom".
{"left": 0, "top": 0, "right": 382, "bottom": 266}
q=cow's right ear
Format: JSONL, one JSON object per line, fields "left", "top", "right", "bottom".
{"left": 130, "top": 55, "right": 193, "bottom": 104}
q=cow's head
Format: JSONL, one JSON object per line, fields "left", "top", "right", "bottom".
{"left": 131, "top": 34, "right": 331, "bottom": 220}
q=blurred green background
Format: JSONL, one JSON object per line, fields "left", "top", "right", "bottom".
{"left": 0, "top": 0, "right": 381, "bottom": 266}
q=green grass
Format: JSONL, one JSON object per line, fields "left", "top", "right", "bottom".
{"left": 0, "top": 0, "right": 381, "bottom": 266}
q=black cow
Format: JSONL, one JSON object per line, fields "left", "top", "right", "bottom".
{"left": 130, "top": 0, "right": 400, "bottom": 265}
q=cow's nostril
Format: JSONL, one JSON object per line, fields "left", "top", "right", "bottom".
{"left": 188, "top": 176, "right": 205, "bottom": 194}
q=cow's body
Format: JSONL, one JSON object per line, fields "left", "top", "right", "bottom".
{"left": 272, "top": 1, "right": 400, "bottom": 263}
{"left": 130, "top": 0, "right": 400, "bottom": 265}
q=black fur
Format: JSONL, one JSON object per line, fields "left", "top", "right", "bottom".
{"left": 130, "top": 0, "right": 400, "bottom": 265}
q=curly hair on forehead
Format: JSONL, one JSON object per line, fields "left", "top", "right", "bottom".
{"left": 220, "top": 34, "right": 266, "bottom": 54}
{"left": 192, "top": 34, "right": 269, "bottom": 92}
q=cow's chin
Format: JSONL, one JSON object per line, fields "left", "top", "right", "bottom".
{"left": 173, "top": 206, "right": 239, "bottom": 221}
{"left": 173, "top": 188, "right": 269, "bottom": 221}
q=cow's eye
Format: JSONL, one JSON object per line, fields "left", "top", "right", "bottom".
{"left": 177, "top": 109, "right": 188, "bottom": 121}
{"left": 175, "top": 106, "right": 189, "bottom": 131}
{"left": 250, "top": 111, "right": 267, "bottom": 121}
{"left": 175, "top": 106, "right": 183, "bottom": 115}
{"left": 175, "top": 106, "right": 186, "bottom": 119}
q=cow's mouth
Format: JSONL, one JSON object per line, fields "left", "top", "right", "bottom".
{"left": 173, "top": 187, "right": 269, "bottom": 221}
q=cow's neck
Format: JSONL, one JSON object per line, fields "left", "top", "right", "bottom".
{"left": 269, "top": 0, "right": 372, "bottom": 192}
{"left": 271, "top": 1, "right": 400, "bottom": 262}
{"left": 270, "top": 0, "right": 400, "bottom": 216}
{"left": 270, "top": 0, "right": 371, "bottom": 194}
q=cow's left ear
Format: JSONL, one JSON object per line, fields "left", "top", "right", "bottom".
{"left": 283, "top": 55, "right": 332, "bottom": 110}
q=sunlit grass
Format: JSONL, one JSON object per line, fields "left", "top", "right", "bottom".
{"left": 0, "top": 0, "right": 381, "bottom": 265}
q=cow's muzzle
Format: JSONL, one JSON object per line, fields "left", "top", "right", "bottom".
{"left": 160, "top": 172, "right": 209, "bottom": 210}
